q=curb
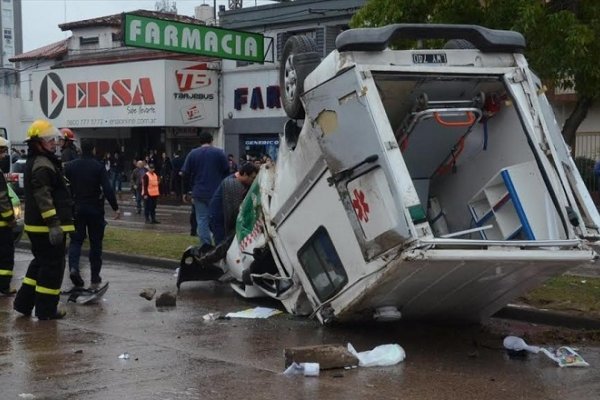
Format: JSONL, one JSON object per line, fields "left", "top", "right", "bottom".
{"left": 16, "top": 242, "right": 179, "bottom": 270}
{"left": 493, "top": 305, "right": 600, "bottom": 330}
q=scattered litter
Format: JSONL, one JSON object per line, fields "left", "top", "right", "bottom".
{"left": 139, "top": 288, "right": 156, "bottom": 301}
{"left": 503, "top": 336, "right": 540, "bottom": 356}
{"left": 123, "top": 211, "right": 132, "bottom": 216}
{"left": 203, "top": 312, "right": 228, "bottom": 321}
{"left": 18, "top": 394, "right": 35, "bottom": 399}
{"left": 283, "top": 362, "right": 320, "bottom": 377}
{"left": 540, "top": 346, "right": 590, "bottom": 368}
{"left": 225, "top": 306, "right": 282, "bottom": 319}
{"left": 118, "top": 352, "right": 130, "bottom": 360}
{"left": 347, "top": 343, "right": 406, "bottom": 367}
{"left": 503, "top": 336, "right": 589, "bottom": 367}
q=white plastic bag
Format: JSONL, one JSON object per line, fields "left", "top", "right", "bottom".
{"left": 503, "top": 336, "right": 541, "bottom": 353}
{"left": 347, "top": 343, "right": 406, "bottom": 367}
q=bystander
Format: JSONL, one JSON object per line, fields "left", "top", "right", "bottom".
{"left": 181, "top": 133, "right": 229, "bottom": 250}
{"left": 64, "top": 140, "right": 120, "bottom": 289}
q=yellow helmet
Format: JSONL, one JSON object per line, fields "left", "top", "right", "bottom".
{"left": 0, "top": 137, "right": 8, "bottom": 148}
{"left": 26, "top": 119, "right": 60, "bottom": 142}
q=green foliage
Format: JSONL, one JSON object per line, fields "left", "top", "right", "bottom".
{"left": 351, "top": 0, "right": 600, "bottom": 137}
{"left": 103, "top": 227, "right": 198, "bottom": 260}
{"left": 522, "top": 275, "right": 600, "bottom": 316}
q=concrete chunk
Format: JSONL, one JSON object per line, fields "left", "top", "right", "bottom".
{"left": 139, "top": 288, "right": 156, "bottom": 301}
{"left": 155, "top": 291, "right": 177, "bottom": 307}
{"left": 284, "top": 344, "right": 359, "bottom": 370}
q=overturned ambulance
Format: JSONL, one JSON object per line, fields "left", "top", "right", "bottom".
{"left": 179, "top": 24, "right": 600, "bottom": 324}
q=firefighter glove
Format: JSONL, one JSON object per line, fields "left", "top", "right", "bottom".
{"left": 49, "top": 225, "right": 64, "bottom": 246}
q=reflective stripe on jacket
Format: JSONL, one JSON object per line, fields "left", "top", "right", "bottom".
{"left": 24, "top": 152, "right": 74, "bottom": 233}
{"left": 0, "top": 168, "right": 15, "bottom": 227}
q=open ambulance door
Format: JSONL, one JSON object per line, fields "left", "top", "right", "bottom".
{"left": 302, "top": 67, "right": 417, "bottom": 260}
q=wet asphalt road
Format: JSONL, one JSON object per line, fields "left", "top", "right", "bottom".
{"left": 2, "top": 249, "right": 600, "bottom": 399}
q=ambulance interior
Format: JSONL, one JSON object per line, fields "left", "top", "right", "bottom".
{"left": 373, "top": 72, "right": 567, "bottom": 241}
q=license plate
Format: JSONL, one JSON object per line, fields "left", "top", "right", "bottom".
{"left": 412, "top": 53, "right": 447, "bottom": 64}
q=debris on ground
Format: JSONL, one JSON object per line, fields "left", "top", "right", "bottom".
{"left": 139, "top": 288, "right": 156, "bottom": 301}
{"left": 347, "top": 343, "right": 406, "bottom": 367}
{"left": 544, "top": 346, "right": 590, "bottom": 367}
{"left": 283, "top": 362, "right": 320, "bottom": 377}
{"left": 284, "top": 344, "right": 359, "bottom": 370}
{"left": 225, "top": 306, "right": 282, "bottom": 319}
{"left": 155, "top": 291, "right": 177, "bottom": 307}
{"left": 503, "top": 335, "right": 589, "bottom": 367}
{"left": 118, "top": 352, "right": 130, "bottom": 360}
{"left": 202, "top": 312, "right": 228, "bottom": 321}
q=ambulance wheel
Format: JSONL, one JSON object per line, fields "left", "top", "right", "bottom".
{"left": 279, "top": 35, "right": 321, "bottom": 119}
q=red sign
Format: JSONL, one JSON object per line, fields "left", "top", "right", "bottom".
{"left": 351, "top": 188, "right": 370, "bottom": 223}
{"left": 66, "top": 78, "right": 156, "bottom": 108}
{"left": 175, "top": 63, "right": 212, "bottom": 92}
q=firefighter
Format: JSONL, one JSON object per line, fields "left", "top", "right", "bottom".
{"left": 0, "top": 137, "right": 16, "bottom": 295}
{"left": 58, "top": 127, "right": 78, "bottom": 164}
{"left": 13, "top": 120, "right": 74, "bottom": 320}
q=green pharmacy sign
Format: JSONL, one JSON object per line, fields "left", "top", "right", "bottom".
{"left": 124, "top": 13, "right": 266, "bottom": 63}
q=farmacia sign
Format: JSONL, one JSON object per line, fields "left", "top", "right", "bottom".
{"left": 124, "top": 13, "right": 266, "bottom": 63}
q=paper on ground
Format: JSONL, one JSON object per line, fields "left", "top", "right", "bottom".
{"left": 226, "top": 306, "right": 283, "bottom": 319}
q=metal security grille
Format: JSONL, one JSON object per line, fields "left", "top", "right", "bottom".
{"left": 574, "top": 131, "right": 600, "bottom": 194}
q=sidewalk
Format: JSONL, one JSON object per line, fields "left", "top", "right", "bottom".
{"left": 115, "top": 190, "right": 192, "bottom": 209}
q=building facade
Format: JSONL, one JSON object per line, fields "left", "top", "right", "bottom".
{"left": 11, "top": 10, "right": 220, "bottom": 170}
{"left": 219, "top": 0, "right": 366, "bottom": 163}
{"left": 0, "top": 0, "right": 21, "bottom": 69}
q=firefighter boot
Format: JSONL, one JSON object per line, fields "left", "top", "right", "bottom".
{"left": 13, "top": 282, "right": 36, "bottom": 316}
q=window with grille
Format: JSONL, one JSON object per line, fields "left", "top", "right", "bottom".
{"left": 298, "top": 226, "right": 347, "bottom": 302}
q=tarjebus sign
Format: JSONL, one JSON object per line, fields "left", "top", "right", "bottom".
{"left": 124, "top": 13, "right": 266, "bottom": 63}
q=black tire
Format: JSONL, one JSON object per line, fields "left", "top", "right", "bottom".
{"left": 279, "top": 35, "right": 320, "bottom": 119}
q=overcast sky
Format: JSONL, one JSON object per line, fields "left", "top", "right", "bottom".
{"left": 22, "top": 0, "right": 277, "bottom": 52}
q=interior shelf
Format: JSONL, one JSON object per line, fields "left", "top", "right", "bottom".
{"left": 468, "top": 162, "right": 542, "bottom": 241}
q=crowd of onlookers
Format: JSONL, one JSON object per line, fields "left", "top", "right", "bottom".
{"left": 0, "top": 120, "right": 274, "bottom": 321}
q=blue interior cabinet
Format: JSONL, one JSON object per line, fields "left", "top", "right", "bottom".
{"left": 468, "top": 161, "right": 563, "bottom": 241}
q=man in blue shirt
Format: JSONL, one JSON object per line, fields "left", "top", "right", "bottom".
{"left": 181, "top": 132, "right": 229, "bottom": 251}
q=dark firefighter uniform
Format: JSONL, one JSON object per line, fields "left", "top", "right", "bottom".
{"left": 13, "top": 120, "right": 74, "bottom": 320}
{"left": 0, "top": 139, "right": 16, "bottom": 294}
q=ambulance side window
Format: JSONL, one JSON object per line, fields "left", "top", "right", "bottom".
{"left": 298, "top": 226, "right": 347, "bottom": 301}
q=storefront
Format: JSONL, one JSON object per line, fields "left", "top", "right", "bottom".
{"left": 222, "top": 65, "right": 287, "bottom": 163}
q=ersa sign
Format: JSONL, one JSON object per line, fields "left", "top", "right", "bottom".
{"left": 34, "top": 60, "right": 219, "bottom": 128}
{"left": 38, "top": 70, "right": 158, "bottom": 127}
{"left": 124, "top": 13, "right": 270, "bottom": 63}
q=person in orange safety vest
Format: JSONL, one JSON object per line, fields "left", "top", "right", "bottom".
{"left": 142, "top": 163, "right": 160, "bottom": 224}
